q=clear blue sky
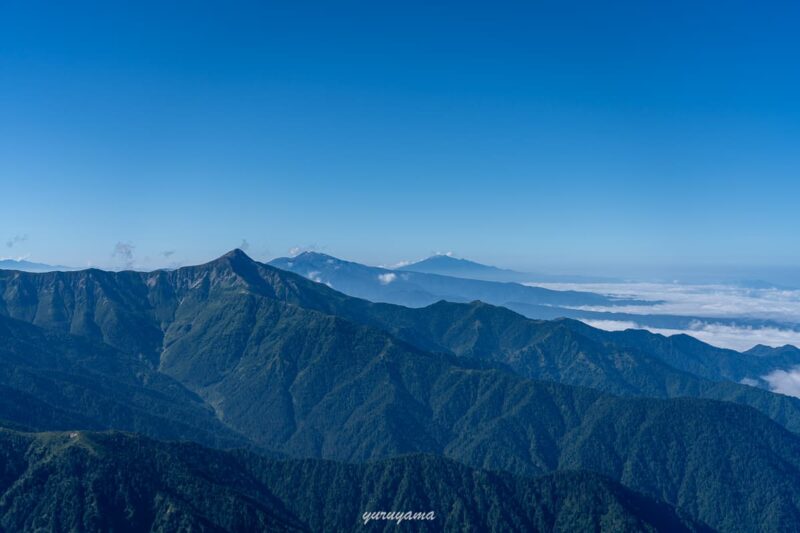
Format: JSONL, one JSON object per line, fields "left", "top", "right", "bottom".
{"left": 1, "top": 1, "right": 798, "bottom": 274}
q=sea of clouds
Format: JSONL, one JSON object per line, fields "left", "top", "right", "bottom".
{"left": 530, "top": 281, "right": 800, "bottom": 352}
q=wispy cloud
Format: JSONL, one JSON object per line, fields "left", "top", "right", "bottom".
{"left": 5, "top": 234, "right": 28, "bottom": 248}
{"left": 289, "top": 244, "right": 319, "bottom": 257}
{"left": 161, "top": 250, "right": 175, "bottom": 258}
{"left": 239, "top": 239, "right": 250, "bottom": 251}
{"left": 112, "top": 241, "right": 136, "bottom": 269}
{"left": 306, "top": 270, "right": 332, "bottom": 288}
{"left": 762, "top": 367, "right": 800, "bottom": 399}
{"left": 378, "top": 273, "right": 397, "bottom": 285}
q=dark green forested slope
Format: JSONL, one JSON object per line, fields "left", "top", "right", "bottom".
{"left": 123, "top": 283, "right": 800, "bottom": 531}
{"left": 0, "top": 429, "right": 305, "bottom": 533}
{"left": 369, "top": 300, "right": 800, "bottom": 431}
{"left": 559, "top": 396, "right": 800, "bottom": 532}
{"left": 0, "top": 313, "right": 248, "bottom": 449}
{"left": 0, "top": 428, "right": 708, "bottom": 533}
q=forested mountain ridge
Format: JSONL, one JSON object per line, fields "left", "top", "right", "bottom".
{"left": 4, "top": 251, "right": 800, "bottom": 530}
{"left": 0, "top": 427, "right": 712, "bottom": 533}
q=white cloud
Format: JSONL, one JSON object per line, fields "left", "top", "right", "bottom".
{"left": 6, "top": 234, "right": 28, "bottom": 248}
{"left": 305, "top": 270, "right": 333, "bottom": 288}
{"left": 530, "top": 279, "right": 800, "bottom": 351}
{"left": 529, "top": 281, "right": 800, "bottom": 323}
{"left": 112, "top": 241, "right": 136, "bottom": 269}
{"left": 578, "top": 320, "right": 641, "bottom": 332}
{"left": 378, "top": 273, "right": 397, "bottom": 285}
{"left": 762, "top": 367, "right": 800, "bottom": 399}
{"left": 289, "top": 244, "right": 320, "bottom": 257}
{"left": 528, "top": 283, "right": 800, "bottom": 323}
{"left": 580, "top": 318, "right": 800, "bottom": 352}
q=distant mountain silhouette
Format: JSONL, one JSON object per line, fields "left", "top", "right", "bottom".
{"left": 397, "top": 254, "right": 615, "bottom": 283}
{"left": 269, "top": 251, "right": 646, "bottom": 309}
{"left": 271, "top": 252, "right": 800, "bottom": 352}
{"left": 0, "top": 258, "right": 74, "bottom": 272}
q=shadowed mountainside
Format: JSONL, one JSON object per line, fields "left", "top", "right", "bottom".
{"left": 0, "top": 427, "right": 711, "bottom": 533}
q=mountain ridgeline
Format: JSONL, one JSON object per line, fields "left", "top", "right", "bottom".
{"left": 395, "top": 254, "right": 614, "bottom": 284}
{"left": 0, "top": 428, "right": 708, "bottom": 532}
{"left": 268, "top": 252, "right": 641, "bottom": 309}
{"left": 2, "top": 250, "right": 800, "bottom": 531}
{"left": 270, "top": 251, "right": 800, "bottom": 337}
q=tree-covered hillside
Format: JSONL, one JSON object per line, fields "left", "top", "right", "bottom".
{"left": 0, "top": 428, "right": 708, "bottom": 532}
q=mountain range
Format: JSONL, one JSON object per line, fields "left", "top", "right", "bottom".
{"left": 268, "top": 252, "right": 644, "bottom": 309}
{"left": 396, "top": 254, "right": 617, "bottom": 284}
{"left": 2, "top": 250, "right": 800, "bottom": 530}
{"left": 0, "top": 259, "right": 74, "bottom": 273}
{"left": 269, "top": 251, "right": 800, "bottom": 342}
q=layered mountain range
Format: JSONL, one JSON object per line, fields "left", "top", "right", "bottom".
{"left": 270, "top": 252, "right": 800, "bottom": 334}
{"left": 2, "top": 250, "right": 800, "bottom": 531}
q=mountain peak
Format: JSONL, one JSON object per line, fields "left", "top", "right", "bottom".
{"left": 200, "top": 248, "right": 259, "bottom": 276}
{"left": 294, "top": 251, "right": 335, "bottom": 261}
{"left": 397, "top": 254, "right": 529, "bottom": 282}
{"left": 202, "top": 249, "right": 259, "bottom": 270}
{"left": 220, "top": 248, "right": 253, "bottom": 261}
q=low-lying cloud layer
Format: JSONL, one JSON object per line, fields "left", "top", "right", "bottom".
{"left": 537, "top": 281, "right": 800, "bottom": 351}
{"left": 762, "top": 367, "right": 800, "bottom": 399}
{"left": 533, "top": 281, "right": 800, "bottom": 323}
{"left": 581, "top": 319, "right": 800, "bottom": 352}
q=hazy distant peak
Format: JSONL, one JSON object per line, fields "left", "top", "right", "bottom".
{"left": 397, "top": 254, "right": 529, "bottom": 282}
{"left": 400, "top": 254, "right": 511, "bottom": 272}
{"left": 292, "top": 251, "right": 339, "bottom": 262}
{"left": 0, "top": 259, "right": 75, "bottom": 273}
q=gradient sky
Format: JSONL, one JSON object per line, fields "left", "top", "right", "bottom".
{"left": 1, "top": 1, "right": 798, "bottom": 275}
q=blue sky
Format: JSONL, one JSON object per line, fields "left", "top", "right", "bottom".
{"left": 1, "top": 1, "right": 798, "bottom": 275}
